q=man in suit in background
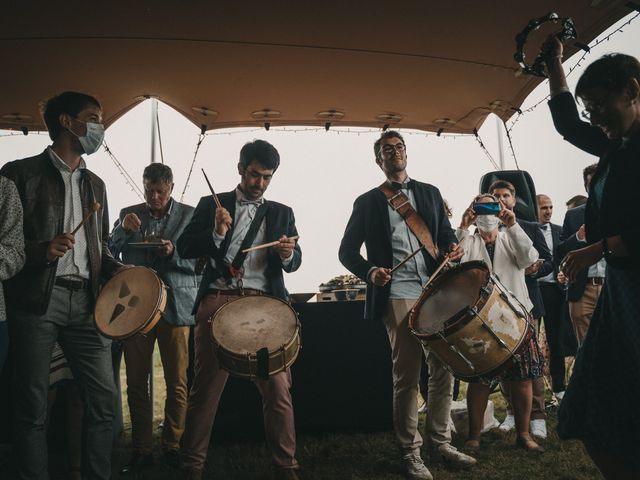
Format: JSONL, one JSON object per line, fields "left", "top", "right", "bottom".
{"left": 558, "top": 164, "right": 605, "bottom": 345}
{"left": 536, "top": 194, "right": 569, "bottom": 401}
{"left": 177, "top": 140, "right": 301, "bottom": 480}
{"left": 339, "top": 130, "right": 476, "bottom": 480}
{"left": 490, "top": 180, "right": 553, "bottom": 440}
{"left": 109, "top": 163, "right": 198, "bottom": 474}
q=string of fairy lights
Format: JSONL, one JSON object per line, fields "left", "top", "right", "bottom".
{"left": 1, "top": 10, "right": 637, "bottom": 195}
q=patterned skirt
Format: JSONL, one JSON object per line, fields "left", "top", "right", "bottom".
{"left": 557, "top": 265, "right": 640, "bottom": 470}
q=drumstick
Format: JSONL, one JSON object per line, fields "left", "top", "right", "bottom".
{"left": 241, "top": 236, "right": 300, "bottom": 253}
{"left": 389, "top": 245, "right": 425, "bottom": 274}
{"left": 201, "top": 168, "right": 222, "bottom": 209}
{"left": 420, "top": 237, "right": 467, "bottom": 289}
{"left": 70, "top": 202, "right": 101, "bottom": 235}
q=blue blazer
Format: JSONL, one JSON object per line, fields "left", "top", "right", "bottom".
{"left": 177, "top": 191, "right": 301, "bottom": 313}
{"left": 109, "top": 200, "right": 199, "bottom": 326}
{"left": 339, "top": 179, "right": 457, "bottom": 321}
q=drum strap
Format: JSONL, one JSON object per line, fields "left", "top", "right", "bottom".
{"left": 225, "top": 202, "right": 270, "bottom": 279}
{"left": 378, "top": 182, "right": 439, "bottom": 260}
{"left": 256, "top": 347, "right": 270, "bottom": 379}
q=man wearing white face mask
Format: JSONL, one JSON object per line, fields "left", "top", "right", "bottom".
{"left": 1, "top": 91, "right": 123, "bottom": 480}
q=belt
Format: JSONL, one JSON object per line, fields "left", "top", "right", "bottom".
{"left": 206, "top": 288, "right": 264, "bottom": 296}
{"left": 55, "top": 277, "right": 89, "bottom": 290}
{"left": 586, "top": 277, "right": 604, "bottom": 286}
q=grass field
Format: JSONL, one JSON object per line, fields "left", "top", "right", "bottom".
{"left": 111, "top": 352, "right": 603, "bottom": 480}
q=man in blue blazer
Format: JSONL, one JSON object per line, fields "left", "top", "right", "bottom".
{"left": 109, "top": 163, "right": 198, "bottom": 473}
{"left": 177, "top": 140, "right": 301, "bottom": 480}
{"left": 339, "top": 131, "right": 475, "bottom": 480}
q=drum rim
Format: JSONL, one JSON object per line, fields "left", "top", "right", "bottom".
{"left": 94, "top": 266, "right": 166, "bottom": 339}
{"left": 210, "top": 293, "right": 300, "bottom": 353}
{"left": 409, "top": 260, "right": 491, "bottom": 339}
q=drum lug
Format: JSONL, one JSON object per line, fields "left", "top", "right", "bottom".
{"left": 479, "top": 320, "right": 511, "bottom": 350}
{"left": 480, "top": 286, "right": 491, "bottom": 297}
{"left": 437, "top": 332, "right": 475, "bottom": 372}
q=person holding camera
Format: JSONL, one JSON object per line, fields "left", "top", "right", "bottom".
{"left": 457, "top": 194, "right": 544, "bottom": 453}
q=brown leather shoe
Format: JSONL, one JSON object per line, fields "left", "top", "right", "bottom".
{"left": 273, "top": 466, "right": 300, "bottom": 480}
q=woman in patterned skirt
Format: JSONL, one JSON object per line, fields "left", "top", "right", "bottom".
{"left": 457, "top": 194, "right": 544, "bottom": 452}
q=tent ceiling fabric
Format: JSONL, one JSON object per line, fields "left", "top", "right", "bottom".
{"left": 0, "top": 1, "right": 634, "bottom": 134}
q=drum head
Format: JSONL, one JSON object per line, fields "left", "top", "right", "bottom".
{"left": 212, "top": 296, "right": 297, "bottom": 354}
{"left": 413, "top": 261, "right": 489, "bottom": 335}
{"left": 94, "top": 266, "right": 164, "bottom": 338}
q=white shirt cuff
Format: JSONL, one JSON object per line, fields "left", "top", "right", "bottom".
{"left": 213, "top": 230, "right": 225, "bottom": 248}
{"left": 281, "top": 251, "right": 294, "bottom": 266}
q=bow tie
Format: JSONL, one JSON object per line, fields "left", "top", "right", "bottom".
{"left": 390, "top": 181, "right": 411, "bottom": 191}
{"left": 240, "top": 199, "right": 263, "bottom": 206}
{"left": 540, "top": 224, "right": 549, "bottom": 230}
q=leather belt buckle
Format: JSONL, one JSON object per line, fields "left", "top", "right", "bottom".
{"left": 388, "top": 192, "right": 409, "bottom": 211}
{"left": 55, "top": 277, "right": 88, "bottom": 290}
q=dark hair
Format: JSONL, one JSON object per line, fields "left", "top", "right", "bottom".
{"left": 565, "top": 194, "right": 587, "bottom": 208}
{"left": 489, "top": 180, "right": 515, "bottom": 196}
{"left": 143, "top": 163, "right": 173, "bottom": 185}
{"left": 374, "top": 130, "right": 405, "bottom": 161}
{"left": 239, "top": 140, "right": 280, "bottom": 171}
{"left": 575, "top": 53, "right": 640, "bottom": 100}
{"left": 42, "top": 91, "right": 101, "bottom": 141}
{"left": 582, "top": 163, "right": 598, "bottom": 190}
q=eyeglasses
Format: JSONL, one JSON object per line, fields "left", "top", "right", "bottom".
{"left": 380, "top": 143, "right": 406, "bottom": 155}
{"left": 580, "top": 95, "right": 612, "bottom": 121}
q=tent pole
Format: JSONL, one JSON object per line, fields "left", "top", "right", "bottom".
{"left": 495, "top": 115, "right": 505, "bottom": 170}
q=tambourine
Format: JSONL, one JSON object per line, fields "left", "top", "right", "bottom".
{"left": 514, "top": 12, "right": 587, "bottom": 78}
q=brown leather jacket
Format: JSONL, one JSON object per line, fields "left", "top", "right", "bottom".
{"left": 0, "top": 150, "right": 121, "bottom": 315}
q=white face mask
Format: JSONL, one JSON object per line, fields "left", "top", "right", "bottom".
{"left": 68, "top": 120, "right": 105, "bottom": 155}
{"left": 475, "top": 215, "right": 500, "bottom": 232}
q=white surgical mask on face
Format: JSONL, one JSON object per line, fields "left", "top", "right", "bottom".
{"left": 68, "top": 120, "right": 105, "bottom": 155}
{"left": 475, "top": 215, "right": 500, "bottom": 232}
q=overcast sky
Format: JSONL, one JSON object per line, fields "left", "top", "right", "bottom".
{"left": 2, "top": 14, "right": 638, "bottom": 295}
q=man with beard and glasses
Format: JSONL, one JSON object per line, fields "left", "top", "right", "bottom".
{"left": 339, "top": 131, "right": 476, "bottom": 480}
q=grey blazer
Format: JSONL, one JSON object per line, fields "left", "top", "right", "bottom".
{"left": 108, "top": 199, "right": 198, "bottom": 326}
{"left": 0, "top": 176, "right": 25, "bottom": 321}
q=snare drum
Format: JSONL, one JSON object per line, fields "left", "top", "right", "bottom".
{"left": 211, "top": 295, "right": 300, "bottom": 380}
{"left": 409, "top": 261, "right": 532, "bottom": 381}
{"left": 94, "top": 266, "right": 167, "bottom": 339}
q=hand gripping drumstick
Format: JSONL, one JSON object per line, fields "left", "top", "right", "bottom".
{"left": 420, "top": 236, "right": 467, "bottom": 289}
{"left": 201, "top": 168, "right": 222, "bottom": 209}
{"left": 241, "top": 236, "right": 300, "bottom": 254}
{"left": 70, "top": 202, "right": 101, "bottom": 235}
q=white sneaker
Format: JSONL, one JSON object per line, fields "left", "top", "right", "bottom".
{"left": 498, "top": 414, "right": 515, "bottom": 432}
{"left": 401, "top": 452, "right": 433, "bottom": 480}
{"left": 432, "top": 443, "right": 477, "bottom": 468}
{"left": 530, "top": 419, "right": 547, "bottom": 439}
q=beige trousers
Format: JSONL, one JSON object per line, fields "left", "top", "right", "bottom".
{"left": 383, "top": 298, "right": 454, "bottom": 452}
{"left": 569, "top": 283, "right": 602, "bottom": 345}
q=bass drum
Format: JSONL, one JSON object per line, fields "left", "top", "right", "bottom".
{"left": 211, "top": 295, "right": 300, "bottom": 380}
{"left": 409, "top": 261, "right": 532, "bottom": 381}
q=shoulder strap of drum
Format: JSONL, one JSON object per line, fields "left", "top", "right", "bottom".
{"left": 378, "top": 182, "right": 439, "bottom": 261}
{"left": 227, "top": 202, "right": 270, "bottom": 277}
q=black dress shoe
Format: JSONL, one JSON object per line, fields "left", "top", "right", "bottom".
{"left": 120, "top": 452, "right": 154, "bottom": 475}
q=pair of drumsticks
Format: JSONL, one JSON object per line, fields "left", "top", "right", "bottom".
{"left": 201, "top": 169, "right": 298, "bottom": 253}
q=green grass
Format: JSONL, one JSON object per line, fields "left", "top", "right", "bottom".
{"left": 112, "top": 352, "right": 603, "bottom": 479}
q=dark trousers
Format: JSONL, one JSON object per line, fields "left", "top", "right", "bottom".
{"left": 9, "top": 285, "right": 116, "bottom": 480}
{"left": 540, "top": 283, "right": 567, "bottom": 392}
